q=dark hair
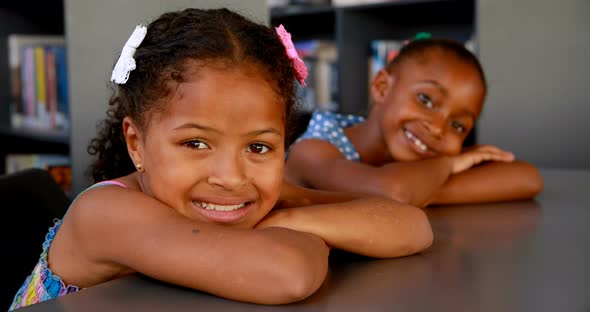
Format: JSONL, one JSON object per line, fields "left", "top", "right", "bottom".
{"left": 88, "top": 8, "right": 298, "bottom": 182}
{"left": 386, "top": 38, "right": 487, "bottom": 90}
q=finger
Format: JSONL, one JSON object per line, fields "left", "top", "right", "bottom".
{"left": 477, "top": 151, "right": 515, "bottom": 162}
{"left": 469, "top": 146, "right": 515, "bottom": 161}
{"left": 473, "top": 144, "right": 512, "bottom": 155}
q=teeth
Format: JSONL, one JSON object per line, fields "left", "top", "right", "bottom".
{"left": 404, "top": 130, "right": 428, "bottom": 152}
{"left": 194, "top": 201, "right": 247, "bottom": 211}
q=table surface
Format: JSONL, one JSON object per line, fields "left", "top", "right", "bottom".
{"left": 19, "top": 169, "right": 590, "bottom": 312}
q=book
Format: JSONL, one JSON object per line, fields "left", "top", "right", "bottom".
{"left": 7, "top": 35, "right": 67, "bottom": 131}
{"left": 369, "top": 39, "right": 403, "bottom": 81}
{"left": 367, "top": 39, "right": 403, "bottom": 109}
{"left": 295, "top": 40, "right": 339, "bottom": 112}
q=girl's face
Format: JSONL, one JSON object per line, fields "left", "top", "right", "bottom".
{"left": 128, "top": 64, "right": 286, "bottom": 228}
{"left": 372, "top": 50, "right": 486, "bottom": 162}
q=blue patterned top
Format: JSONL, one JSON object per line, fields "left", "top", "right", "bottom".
{"left": 295, "top": 111, "right": 365, "bottom": 161}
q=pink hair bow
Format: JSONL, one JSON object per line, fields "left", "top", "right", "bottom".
{"left": 275, "top": 24, "right": 308, "bottom": 87}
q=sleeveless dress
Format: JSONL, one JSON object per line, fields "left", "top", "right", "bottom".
{"left": 295, "top": 111, "right": 365, "bottom": 161}
{"left": 9, "top": 180, "right": 127, "bottom": 310}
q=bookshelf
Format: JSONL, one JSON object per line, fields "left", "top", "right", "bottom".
{"left": 271, "top": 0, "right": 477, "bottom": 145}
{"left": 0, "top": 0, "right": 69, "bottom": 175}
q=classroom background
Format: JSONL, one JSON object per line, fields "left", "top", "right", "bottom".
{"left": 0, "top": 0, "right": 587, "bottom": 196}
{"left": 0, "top": 0, "right": 589, "bottom": 310}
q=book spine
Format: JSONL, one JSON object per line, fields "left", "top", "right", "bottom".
{"left": 35, "top": 46, "right": 48, "bottom": 129}
{"left": 22, "top": 46, "right": 36, "bottom": 127}
{"left": 55, "top": 46, "right": 69, "bottom": 130}
{"left": 45, "top": 47, "right": 58, "bottom": 129}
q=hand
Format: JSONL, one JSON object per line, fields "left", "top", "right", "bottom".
{"left": 450, "top": 144, "right": 515, "bottom": 174}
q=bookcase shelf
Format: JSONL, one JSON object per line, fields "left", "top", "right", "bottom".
{"left": 271, "top": 5, "right": 336, "bottom": 40}
{"left": 0, "top": 126, "right": 69, "bottom": 145}
{"left": 271, "top": 0, "right": 476, "bottom": 145}
{"left": 270, "top": 4, "right": 334, "bottom": 18}
{"left": 272, "top": 0, "right": 475, "bottom": 115}
{"left": 0, "top": 0, "right": 68, "bottom": 175}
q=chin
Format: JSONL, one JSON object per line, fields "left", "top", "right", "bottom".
{"left": 389, "top": 148, "right": 420, "bottom": 162}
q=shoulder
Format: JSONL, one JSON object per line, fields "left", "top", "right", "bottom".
{"left": 290, "top": 112, "right": 363, "bottom": 161}
{"left": 300, "top": 111, "right": 364, "bottom": 140}
{"left": 286, "top": 112, "right": 364, "bottom": 184}
{"left": 64, "top": 177, "right": 175, "bottom": 252}
{"left": 285, "top": 134, "right": 348, "bottom": 187}
{"left": 69, "top": 178, "right": 168, "bottom": 227}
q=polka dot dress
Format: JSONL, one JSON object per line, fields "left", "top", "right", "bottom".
{"left": 295, "top": 111, "right": 365, "bottom": 161}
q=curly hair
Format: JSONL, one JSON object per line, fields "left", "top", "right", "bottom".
{"left": 88, "top": 8, "right": 298, "bottom": 182}
{"left": 386, "top": 38, "right": 487, "bottom": 91}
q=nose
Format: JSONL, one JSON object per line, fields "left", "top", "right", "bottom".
{"left": 207, "top": 153, "right": 247, "bottom": 191}
{"left": 424, "top": 113, "right": 446, "bottom": 139}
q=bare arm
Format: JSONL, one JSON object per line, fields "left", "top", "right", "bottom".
{"left": 286, "top": 140, "right": 519, "bottom": 207}
{"left": 55, "top": 186, "right": 328, "bottom": 305}
{"left": 257, "top": 181, "right": 433, "bottom": 258}
{"left": 430, "top": 161, "right": 543, "bottom": 205}
{"left": 286, "top": 139, "right": 455, "bottom": 207}
{"left": 276, "top": 179, "right": 362, "bottom": 208}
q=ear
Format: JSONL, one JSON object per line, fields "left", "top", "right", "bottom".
{"left": 122, "top": 116, "right": 144, "bottom": 167}
{"left": 370, "top": 69, "right": 395, "bottom": 107}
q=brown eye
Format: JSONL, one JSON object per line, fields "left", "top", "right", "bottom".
{"left": 417, "top": 93, "right": 434, "bottom": 109}
{"left": 183, "top": 140, "right": 209, "bottom": 150}
{"left": 451, "top": 121, "right": 466, "bottom": 133}
{"left": 247, "top": 143, "right": 270, "bottom": 154}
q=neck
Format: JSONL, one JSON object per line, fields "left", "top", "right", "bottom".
{"left": 345, "top": 111, "right": 393, "bottom": 166}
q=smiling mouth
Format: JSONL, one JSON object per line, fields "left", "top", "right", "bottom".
{"left": 403, "top": 129, "right": 429, "bottom": 152}
{"left": 193, "top": 201, "right": 248, "bottom": 211}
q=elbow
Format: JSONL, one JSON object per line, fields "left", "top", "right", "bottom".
{"left": 381, "top": 179, "right": 413, "bottom": 205}
{"left": 383, "top": 181, "right": 431, "bottom": 209}
{"left": 279, "top": 268, "right": 325, "bottom": 304}
{"left": 377, "top": 205, "right": 433, "bottom": 258}
{"left": 527, "top": 166, "right": 544, "bottom": 197}
{"left": 397, "top": 207, "right": 433, "bottom": 256}
{"left": 517, "top": 162, "right": 544, "bottom": 198}
{"left": 266, "top": 237, "right": 329, "bottom": 304}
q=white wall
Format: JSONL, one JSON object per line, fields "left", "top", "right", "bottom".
{"left": 65, "top": 0, "right": 268, "bottom": 195}
{"left": 477, "top": 0, "right": 590, "bottom": 169}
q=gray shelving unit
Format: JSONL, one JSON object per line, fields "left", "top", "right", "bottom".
{"left": 0, "top": 1, "right": 69, "bottom": 175}
{"left": 272, "top": 0, "right": 475, "bottom": 116}
{"left": 275, "top": 0, "right": 590, "bottom": 169}
{"left": 272, "top": 0, "right": 476, "bottom": 145}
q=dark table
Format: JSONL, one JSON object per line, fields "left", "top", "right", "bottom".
{"left": 19, "top": 169, "right": 590, "bottom": 311}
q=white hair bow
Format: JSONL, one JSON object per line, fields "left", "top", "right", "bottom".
{"left": 110, "top": 25, "right": 147, "bottom": 84}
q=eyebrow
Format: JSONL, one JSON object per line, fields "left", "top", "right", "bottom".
{"left": 173, "top": 122, "right": 282, "bottom": 137}
{"left": 418, "top": 80, "right": 478, "bottom": 118}
{"left": 463, "top": 110, "right": 476, "bottom": 119}
{"left": 419, "top": 80, "right": 448, "bottom": 96}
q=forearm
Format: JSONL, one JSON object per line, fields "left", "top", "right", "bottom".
{"left": 431, "top": 161, "right": 543, "bottom": 205}
{"left": 278, "top": 180, "right": 362, "bottom": 209}
{"left": 180, "top": 227, "right": 329, "bottom": 304}
{"left": 379, "top": 157, "right": 454, "bottom": 207}
{"left": 258, "top": 197, "right": 433, "bottom": 258}
{"left": 246, "top": 227, "right": 329, "bottom": 303}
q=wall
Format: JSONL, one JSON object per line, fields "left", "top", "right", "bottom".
{"left": 477, "top": 0, "right": 590, "bottom": 169}
{"left": 65, "top": 0, "right": 268, "bottom": 195}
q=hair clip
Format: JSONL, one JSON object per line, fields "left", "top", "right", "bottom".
{"left": 110, "top": 25, "right": 147, "bottom": 84}
{"left": 275, "top": 24, "right": 308, "bottom": 87}
{"left": 403, "top": 32, "right": 433, "bottom": 45}
{"left": 413, "top": 32, "right": 432, "bottom": 41}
